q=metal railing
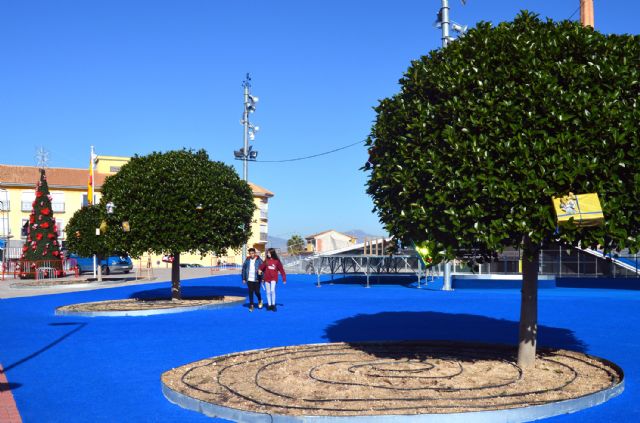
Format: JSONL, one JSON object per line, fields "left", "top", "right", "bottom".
{"left": 0, "top": 200, "right": 9, "bottom": 211}
{"left": 282, "top": 248, "right": 640, "bottom": 279}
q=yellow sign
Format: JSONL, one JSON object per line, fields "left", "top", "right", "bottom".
{"left": 552, "top": 192, "right": 604, "bottom": 227}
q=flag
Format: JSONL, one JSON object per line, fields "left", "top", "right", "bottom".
{"left": 87, "top": 148, "right": 97, "bottom": 205}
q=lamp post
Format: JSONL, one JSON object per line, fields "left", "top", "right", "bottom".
{"left": 234, "top": 73, "right": 260, "bottom": 263}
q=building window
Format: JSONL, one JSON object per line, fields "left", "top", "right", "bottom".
{"left": 0, "top": 216, "right": 8, "bottom": 237}
{"left": 260, "top": 223, "right": 268, "bottom": 241}
{"left": 51, "top": 191, "right": 65, "bottom": 213}
{"left": 82, "top": 194, "right": 98, "bottom": 207}
{"left": 56, "top": 219, "right": 65, "bottom": 239}
{"left": 0, "top": 189, "right": 9, "bottom": 211}
{"left": 21, "top": 218, "right": 29, "bottom": 238}
{"left": 21, "top": 190, "right": 35, "bottom": 212}
{"left": 110, "top": 166, "right": 121, "bottom": 173}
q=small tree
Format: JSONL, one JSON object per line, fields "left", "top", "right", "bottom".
{"left": 65, "top": 205, "right": 110, "bottom": 281}
{"left": 287, "top": 234, "right": 305, "bottom": 255}
{"left": 20, "top": 169, "right": 63, "bottom": 278}
{"left": 365, "top": 12, "right": 640, "bottom": 367}
{"left": 101, "top": 149, "right": 255, "bottom": 299}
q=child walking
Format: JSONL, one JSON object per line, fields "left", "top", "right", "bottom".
{"left": 258, "top": 248, "right": 286, "bottom": 311}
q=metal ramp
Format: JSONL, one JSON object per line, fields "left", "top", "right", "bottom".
{"left": 581, "top": 248, "right": 640, "bottom": 274}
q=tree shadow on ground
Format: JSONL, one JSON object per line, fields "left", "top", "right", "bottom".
{"left": 129, "top": 285, "right": 247, "bottom": 300}
{"left": 0, "top": 382, "right": 22, "bottom": 392}
{"left": 2, "top": 323, "right": 87, "bottom": 373}
{"left": 323, "top": 311, "right": 586, "bottom": 353}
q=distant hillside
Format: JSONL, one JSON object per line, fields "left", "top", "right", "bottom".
{"left": 344, "top": 229, "right": 386, "bottom": 244}
{"left": 267, "top": 235, "right": 288, "bottom": 250}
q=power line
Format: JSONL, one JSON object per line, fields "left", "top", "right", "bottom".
{"left": 255, "top": 140, "right": 366, "bottom": 163}
{"left": 568, "top": 5, "right": 580, "bottom": 20}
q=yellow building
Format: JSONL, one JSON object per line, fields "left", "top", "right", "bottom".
{"left": 0, "top": 156, "right": 273, "bottom": 267}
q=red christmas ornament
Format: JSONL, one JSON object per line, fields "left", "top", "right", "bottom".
{"left": 41, "top": 222, "right": 50, "bottom": 229}
{"left": 52, "top": 251, "right": 60, "bottom": 257}
{"left": 36, "top": 191, "right": 43, "bottom": 198}
{"left": 29, "top": 215, "right": 35, "bottom": 224}
{"left": 22, "top": 246, "right": 28, "bottom": 252}
{"left": 41, "top": 208, "right": 51, "bottom": 216}
{"left": 36, "top": 233, "right": 43, "bottom": 241}
{"left": 47, "top": 233, "right": 55, "bottom": 239}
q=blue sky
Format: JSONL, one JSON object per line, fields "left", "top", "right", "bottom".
{"left": 1, "top": 1, "right": 638, "bottom": 240}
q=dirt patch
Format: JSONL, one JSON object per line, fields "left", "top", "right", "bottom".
{"left": 56, "top": 296, "right": 244, "bottom": 313}
{"left": 162, "top": 341, "right": 622, "bottom": 416}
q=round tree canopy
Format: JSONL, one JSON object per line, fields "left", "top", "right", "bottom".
{"left": 365, "top": 12, "right": 640, "bottom": 260}
{"left": 100, "top": 149, "right": 255, "bottom": 258}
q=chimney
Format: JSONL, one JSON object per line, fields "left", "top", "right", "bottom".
{"left": 580, "top": 0, "right": 594, "bottom": 28}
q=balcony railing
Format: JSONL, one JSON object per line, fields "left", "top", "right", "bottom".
{"left": 260, "top": 232, "right": 268, "bottom": 241}
{"left": 0, "top": 200, "right": 9, "bottom": 211}
{"left": 20, "top": 201, "right": 65, "bottom": 212}
{"left": 260, "top": 210, "right": 268, "bottom": 219}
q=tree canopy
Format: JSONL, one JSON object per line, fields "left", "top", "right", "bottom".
{"left": 100, "top": 149, "right": 255, "bottom": 298}
{"left": 364, "top": 11, "right": 640, "bottom": 366}
{"left": 287, "top": 234, "right": 305, "bottom": 255}
{"left": 365, "top": 12, "right": 640, "bottom": 261}
{"left": 65, "top": 205, "right": 111, "bottom": 281}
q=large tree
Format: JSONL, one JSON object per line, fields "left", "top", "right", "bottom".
{"left": 101, "top": 149, "right": 255, "bottom": 299}
{"left": 365, "top": 12, "right": 640, "bottom": 367}
{"left": 65, "top": 205, "right": 110, "bottom": 281}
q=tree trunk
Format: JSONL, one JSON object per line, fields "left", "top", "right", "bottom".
{"left": 518, "top": 236, "right": 539, "bottom": 368}
{"left": 171, "top": 254, "right": 181, "bottom": 300}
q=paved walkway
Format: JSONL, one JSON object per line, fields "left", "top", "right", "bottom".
{"left": 0, "top": 365, "right": 21, "bottom": 423}
{"left": 0, "top": 267, "right": 239, "bottom": 299}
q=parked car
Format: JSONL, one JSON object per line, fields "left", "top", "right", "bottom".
{"left": 68, "top": 253, "right": 133, "bottom": 275}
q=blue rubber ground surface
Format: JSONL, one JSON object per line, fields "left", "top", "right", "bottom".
{"left": 0, "top": 274, "right": 638, "bottom": 422}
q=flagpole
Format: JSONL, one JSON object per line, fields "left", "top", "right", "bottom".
{"left": 91, "top": 145, "right": 97, "bottom": 278}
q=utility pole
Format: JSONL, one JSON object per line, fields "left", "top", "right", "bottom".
{"left": 580, "top": 0, "right": 594, "bottom": 28}
{"left": 440, "top": 0, "right": 451, "bottom": 47}
{"left": 438, "top": 0, "right": 467, "bottom": 48}
{"left": 437, "top": 0, "right": 467, "bottom": 290}
{"left": 235, "top": 74, "right": 260, "bottom": 264}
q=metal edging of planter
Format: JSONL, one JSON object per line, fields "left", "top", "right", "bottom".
{"left": 54, "top": 298, "right": 244, "bottom": 317}
{"left": 161, "top": 357, "right": 624, "bottom": 423}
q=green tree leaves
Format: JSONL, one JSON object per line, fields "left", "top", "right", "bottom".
{"left": 287, "top": 234, "right": 305, "bottom": 255}
{"left": 365, "top": 12, "right": 640, "bottom": 260}
{"left": 65, "top": 205, "right": 110, "bottom": 259}
{"left": 100, "top": 149, "right": 255, "bottom": 259}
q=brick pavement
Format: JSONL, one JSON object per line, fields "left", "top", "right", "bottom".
{"left": 0, "top": 364, "right": 22, "bottom": 423}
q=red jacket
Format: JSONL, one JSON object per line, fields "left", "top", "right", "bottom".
{"left": 259, "top": 258, "right": 286, "bottom": 283}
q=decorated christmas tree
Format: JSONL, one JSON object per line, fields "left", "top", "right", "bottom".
{"left": 20, "top": 168, "right": 64, "bottom": 278}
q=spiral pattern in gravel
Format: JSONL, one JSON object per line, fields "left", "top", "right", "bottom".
{"left": 161, "top": 341, "right": 622, "bottom": 416}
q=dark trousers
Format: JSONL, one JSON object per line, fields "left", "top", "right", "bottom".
{"left": 247, "top": 281, "right": 262, "bottom": 305}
